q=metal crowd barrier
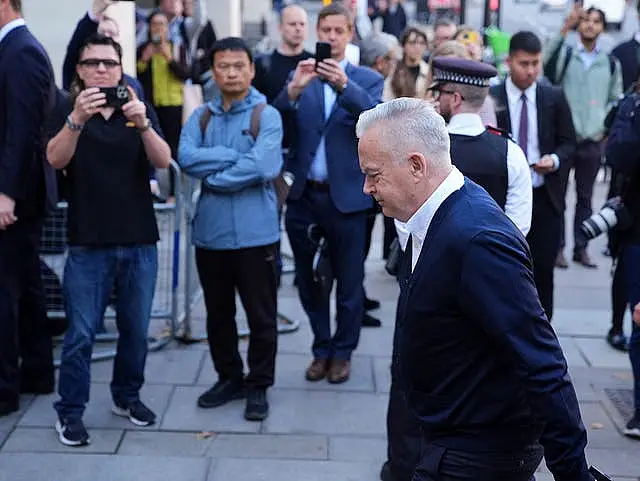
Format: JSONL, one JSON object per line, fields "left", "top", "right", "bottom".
{"left": 177, "top": 176, "right": 300, "bottom": 343}
{"left": 42, "top": 161, "right": 300, "bottom": 359}
{"left": 42, "top": 162, "right": 182, "bottom": 365}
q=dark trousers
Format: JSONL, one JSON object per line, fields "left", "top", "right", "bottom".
{"left": 527, "top": 186, "right": 562, "bottom": 321}
{"left": 624, "top": 243, "right": 640, "bottom": 415}
{"left": 365, "top": 206, "right": 377, "bottom": 259}
{"left": 559, "top": 140, "right": 603, "bottom": 252}
{"left": 0, "top": 218, "right": 54, "bottom": 404}
{"left": 611, "top": 254, "right": 627, "bottom": 333}
{"left": 196, "top": 244, "right": 278, "bottom": 388}
{"left": 155, "top": 105, "right": 182, "bottom": 196}
{"left": 383, "top": 215, "right": 398, "bottom": 260}
{"left": 411, "top": 442, "right": 543, "bottom": 481}
{"left": 285, "top": 187, "right": 366, "bottom": 361}
{"left": 387, "top": 380, "right": 422, "bottom": 481}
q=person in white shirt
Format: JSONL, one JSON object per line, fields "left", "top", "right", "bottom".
{"left": 428, "top": 56, "right": 532, "bottom": 237}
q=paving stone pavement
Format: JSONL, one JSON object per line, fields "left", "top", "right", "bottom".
{"left": 1, "top": 179, "right": 639, "bottom": 480}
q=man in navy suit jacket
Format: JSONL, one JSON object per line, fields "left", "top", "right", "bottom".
{"left": 0, "top": 0, "right": 56, "bottom": 417}
{"left": 357, "top": 98, "right": 593, "bottom": 481}
{"left": 272, "top": 2, "right": 383, "bottom": 384}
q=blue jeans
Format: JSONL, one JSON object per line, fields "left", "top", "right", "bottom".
{"left": 625, "top": 243, "right": 640, "bottom": 416}
{"left": 54, "top": 245, "right": 158, "bottom": 420}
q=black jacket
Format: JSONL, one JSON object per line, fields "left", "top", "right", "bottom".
{"left": 490, "top": 82, "right": 576, "bottom": 214}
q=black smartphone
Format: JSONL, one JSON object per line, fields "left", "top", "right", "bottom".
{"left": 99, "top": 85, "right": 130, "bottom": 109}
{"left": 315, "top": 42, "right": 331, "bottom": 70}
{"left": 589, "top": 466, "right": 613, "bottom": 481}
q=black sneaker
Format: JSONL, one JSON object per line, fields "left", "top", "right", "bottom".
{"left": 198, "top": 379, "right": 245, "bottom": 409}
{"left": 244, "top": 388, "right": 269, "bottom": 421}
{"left": 55, "top": 417, "right": 90, "bottom": 447}
{"left": 623, "top": 416, "right": 640, "bottom": 439}
{"left": 112, "top": 399, "right": 156, "bottom": 426}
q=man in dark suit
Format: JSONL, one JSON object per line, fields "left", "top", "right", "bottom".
{"left": 0, "top": 0, "right": 56, "bottom": 417}
{"left": 490, "top": 30, "right": 576, "bottom": 321}
{"left": 272, "top": 2, "right": 383, "bottom": 384}
{"left": 358, "top": 97, "right": 592, "bottom": 481}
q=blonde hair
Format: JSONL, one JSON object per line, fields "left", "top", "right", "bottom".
{"left": 425, "top": 40, "right": 470, "bottom": 93}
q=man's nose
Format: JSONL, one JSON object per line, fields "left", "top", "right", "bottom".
{"left": 363, "top": 178, "right": 373, "bottom": 195}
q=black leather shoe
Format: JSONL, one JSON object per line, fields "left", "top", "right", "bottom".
{"left": 197, "top": 379, "right": 245, "bottom": 409}
{"left": 362, "top": 313, "right": 382, "bottom": 328}
{"left": 607, "top": 330, "right": 629, "bottom": 352}
{"left": 0, "top": 400, "right": 19, "bottom": 417}
{"left": 380, "top": 461, "right": 396, "bottom": 481}
{"left": 365, "top": 297, "right": 381, "bottom": 311}
{"left": 244, "top": 388, "right": 269, "bottom": 421}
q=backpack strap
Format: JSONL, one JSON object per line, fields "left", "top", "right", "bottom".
{"left": 250, "top": 103, "right": 267, "bottom": 140}
{"left": 558, "top": 46, "right": 573, "bottom": 84}
{"left": 199, "top": 107, "right": 213, "bottom": 139}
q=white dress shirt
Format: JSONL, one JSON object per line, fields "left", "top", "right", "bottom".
{"left": 505, "top": 78, "right": 560, "bottom": 189}
{"left": 447, "top": 113, "right": 532, "bottom": 237}
{"left": 0, "top": 18, "right": 25, "bottom": 44}
{"left": 394, "top": 167, "right": 465, "bottom": 272}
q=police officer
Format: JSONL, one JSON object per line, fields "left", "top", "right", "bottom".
{"left": 430, "top": 56, "right": 533, "bottom": 236}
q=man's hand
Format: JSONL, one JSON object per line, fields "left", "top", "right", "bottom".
{"left": 633, "top": 302, "right": 640, "bottom": 326}
{"left": 316, "top": 59, "right": 348, "bottom": 92}
{"left": 287, "top": 58, "right": 318, "bottom": 101}
{"left": 72, "top": 87, "right": 107, "bottom": 125}
{"left": 532, "top": 154, "right": 555, "bottom": 174}
{"left": 561, "top": 3, "right": 582, "bottom": 36}
{"left": 0, "top": 194, "right": 17, "bottom": 230}
{"left": 122, "top": 86, "right": 148, "bottom": 130}
{"left": 91, "top": 0, "right": 114, "bottom": 19}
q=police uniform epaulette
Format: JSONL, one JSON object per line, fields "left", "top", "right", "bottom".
{"left": 486, "top": 125, "right": 514, "bottom": 142}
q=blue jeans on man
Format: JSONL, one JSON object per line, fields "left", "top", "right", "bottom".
{"left": 54, "top": 245, "right": 157, "bottom": 420}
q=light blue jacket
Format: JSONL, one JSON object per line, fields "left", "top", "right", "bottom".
{"left": 177, "top": 87, "right": 283, "bottom": 250}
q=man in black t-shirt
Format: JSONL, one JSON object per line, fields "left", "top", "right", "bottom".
{"left": 253, "top": 4, "right": 313, "bottom": 107}
{"left": 46, "top": 34, "right": 172, "bottom": 448}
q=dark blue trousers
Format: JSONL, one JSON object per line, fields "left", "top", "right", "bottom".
{"left": 285, "top": 187, "right": 366, "bottom": 361}
{"left": 625, "top": 243, "right": 640, "bottom": 416}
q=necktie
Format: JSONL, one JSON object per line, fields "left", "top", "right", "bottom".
{"left": 518, "top": 93, "right": 528, "bottom": 160}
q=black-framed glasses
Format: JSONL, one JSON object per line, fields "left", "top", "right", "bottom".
{"left": 79, "top": 58, "right": 121, "bottom": 68}
{"left": 430, "top": 88, "right": 464, "bottom": 101}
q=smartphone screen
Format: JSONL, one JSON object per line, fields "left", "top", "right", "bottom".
{"left": 315, "top": 42, "right": 331, "bottom": 70}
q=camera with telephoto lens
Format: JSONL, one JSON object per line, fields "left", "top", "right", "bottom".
{"left": 580, "top": 197, "right": 631, "bottom": 240}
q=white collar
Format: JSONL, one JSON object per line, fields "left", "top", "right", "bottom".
{"left": 506, "top": 77, "right": 537, "bottom": 104}
{"left": 0, "top": 18, "right": 25, "bottom": 45}
{"left": 577, "top": 40, "right": 600, "bottom": 55}
{"left": 447, "top": 113, "right": 485, "bottom": 136}
{"left": 398, "top": 166, "right": 465, "bottom": 246}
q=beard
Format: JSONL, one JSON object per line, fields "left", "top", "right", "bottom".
{"left": 439, "top": 107, "right": 452, "bottom": 124}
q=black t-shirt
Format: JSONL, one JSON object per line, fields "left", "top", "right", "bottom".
{"left": 253, "top": 50, "right": 314, "bottom": 104}
{"left": 50, "top": 96, "right": 160, "bottom": 247}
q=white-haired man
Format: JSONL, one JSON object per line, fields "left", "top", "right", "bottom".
{"left": 358, "top": 98, "right": 593, "bottom": 481}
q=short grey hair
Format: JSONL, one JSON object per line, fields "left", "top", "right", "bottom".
{"left": 356, "top": 98, "right": 451, "bottom": 169}
{"left": 451, "top": 84, "right": 489, "bottom": 110}
{"left": 359, "top": 33, "right": 398, "bottom": 67}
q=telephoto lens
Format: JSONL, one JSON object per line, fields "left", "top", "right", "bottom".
{"left": 580, "top": 197, "right": 623, "bottom": 240}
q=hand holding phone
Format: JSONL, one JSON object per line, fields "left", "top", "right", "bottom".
{"left": 315, "top": 42, "right": 332, "bottom": 71}
{"left": 99, "top": 85, "right": 130, "bottom": 109}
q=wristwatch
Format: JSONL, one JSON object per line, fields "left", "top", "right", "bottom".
{"left": 65, "top": 115, "right": 83, "bottom": 132}
{"left": 137, "top": 118, "right": 152, "bottom": 133}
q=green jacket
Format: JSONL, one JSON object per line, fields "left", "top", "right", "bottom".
{"left": 543, "top": 34, "right": 622, "bottom": 141}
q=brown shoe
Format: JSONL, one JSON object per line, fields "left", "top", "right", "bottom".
{"left": 573, "top": 249, "right": 597, "bottom": 268}
{"left": 327, "top": 359, "right": 351, "bottom": 384}
{"left": 555, "top": 251, "right": 569, "bottom": 269}
{"left": 305, "top": 358, "right": 328, "bottom": 382}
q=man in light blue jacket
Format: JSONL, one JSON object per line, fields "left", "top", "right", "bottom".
{"left": 177, "top": 37, "right": 283, "bottom": 422}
